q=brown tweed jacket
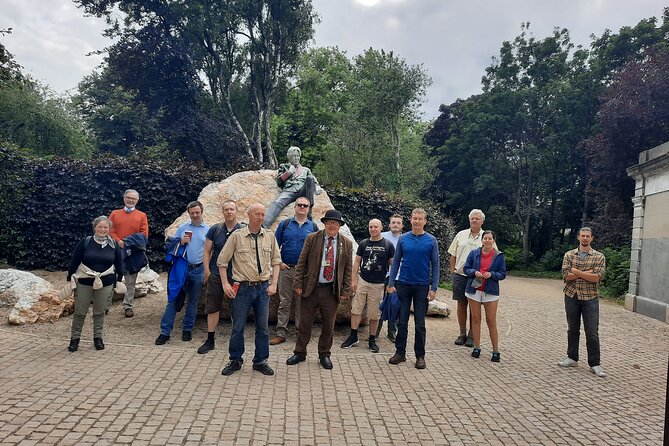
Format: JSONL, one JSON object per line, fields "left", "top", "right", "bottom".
{"left": 293, "top": 229, "right": 353, "bottom": 300}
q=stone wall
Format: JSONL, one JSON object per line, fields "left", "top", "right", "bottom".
{"left": 625, "top": 141, "right": 669, "bottom": 323}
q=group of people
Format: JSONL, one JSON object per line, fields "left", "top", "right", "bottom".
{"left": 66, "top": 146, "right": 608, "bottom": 379}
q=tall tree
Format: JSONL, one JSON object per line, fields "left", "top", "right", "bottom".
{"left": 75, "top": 0, "right": 316, "bottom": 166}
{"left": 351, "top": 49, "right": 431, "bottom": 189}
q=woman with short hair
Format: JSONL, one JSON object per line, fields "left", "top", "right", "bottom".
{"left": 66, "top": 216, "right": 124, "bottom": 352}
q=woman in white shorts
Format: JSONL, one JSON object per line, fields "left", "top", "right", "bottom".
{"left": 463, "top": 230, "right": 506, "bottom": 362}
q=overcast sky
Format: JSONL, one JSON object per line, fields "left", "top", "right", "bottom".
{"left": 3, "top": 0, "right": 667, "bottom": 119}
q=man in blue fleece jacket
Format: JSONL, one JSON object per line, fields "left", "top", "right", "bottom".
{"left": 386, "top": 208, "right": 440, "bottom": 370}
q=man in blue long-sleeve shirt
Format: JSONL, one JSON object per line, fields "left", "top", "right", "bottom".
{"left": 270, "top": 196, "right": 318, "bottom": 345}
{"left": 387, "top": 208, "right": 440, "bottom": 370}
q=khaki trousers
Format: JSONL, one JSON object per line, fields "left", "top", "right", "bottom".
{"left": 275, "top": 267, "right": 300, "bottom": 337}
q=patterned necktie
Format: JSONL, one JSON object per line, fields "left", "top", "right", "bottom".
{"left": 323, "top": 236, "right": 334, "bottom": 281}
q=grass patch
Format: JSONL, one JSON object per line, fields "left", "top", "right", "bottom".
{"left": 439, "top": 281, "right": 453, "bottom": 291}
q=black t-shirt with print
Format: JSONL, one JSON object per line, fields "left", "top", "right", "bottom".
{"left": 356, "top": 238, "right": 395, "bottom": 284}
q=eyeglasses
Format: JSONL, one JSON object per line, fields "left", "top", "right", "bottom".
{"left": 296, "top": 203, "right": 310, "bottom": 208}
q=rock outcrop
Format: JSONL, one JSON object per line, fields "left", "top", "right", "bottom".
{"left": 112, "top": 266, "right": 164, "bottom": 301}
{"left": 1, "top": 269, "right": 73, "bottom": 325}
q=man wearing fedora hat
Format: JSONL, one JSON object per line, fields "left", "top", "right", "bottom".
{"left": 286, "top": 209, "right": 353, "bottom": 370}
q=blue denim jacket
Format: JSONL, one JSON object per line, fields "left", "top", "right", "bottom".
{"left": 463, "top": 248, "right": 507, "bottom": 295}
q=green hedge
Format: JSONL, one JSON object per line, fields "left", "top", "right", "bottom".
{"left": 0, "top": 147, "right": 226, "bottom": 270}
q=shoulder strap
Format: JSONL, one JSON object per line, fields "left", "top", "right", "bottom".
{"left": 85, "top": 235, "right": 92, "bottom": 249}
{"left": 213, "top": 223, "right": 224, "bottom": 241}
{"left": 278, "top": 218, "right": 290, "bottom": 239}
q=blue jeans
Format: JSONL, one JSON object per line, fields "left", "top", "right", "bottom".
{"left": 160, "top": 264, "right": 204, "bottom": 336}
{"left": 564, "top": 295, "right": 600, "bottom": 367}
{"left": 395, "top": 282, "right": 429, "bottom": 358}
{"left": 229, "top": 282, "right": 270, "bottom": 364}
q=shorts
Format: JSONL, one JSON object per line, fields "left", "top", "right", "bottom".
{"left": 465, "top": 290, "right": 499, "bottom": 303}
{"left": 204, "top": 274, "right": 228, "bottom": 314}
{"left": 451, "top": 273, "right": 468, "bottom": 301}
{"left": 351, "top": 277, "right": 385, "bottom": 320}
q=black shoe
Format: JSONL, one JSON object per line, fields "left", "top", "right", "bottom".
{"left": 491, "top": 352, "right": 501, "bottom": 362}
{"left": 94, "top": 338, "right": 105, "bottom": 350}
{"left": 319, "top": 356, "right": 333, "bottom": 369}
{"left": 415, "top": 357, "right": 426, "bottom": 369}
{"left": 155, "top": 334, "right": 170, "bottom": 345}
{"left": 182, "top": 331, "right": 192, "bottom": 342}
{"left": 387, "top": 332, "right": 396, "bottom": 343}
{"left": 389, "top": 354, "right": 406, "bottom": 365}
{"left": 471, "top": 347, "right": 481, "bottom": 358}
{"left": 221, "top": 360, "right": 243, "bottom": 376}
{"left": 68, "top": 338, "right": 79, "bottom": 352}
{"left": 197, "top": 339, "right": 215, "bottom": 354}
{"left": 465, "top": 336, "right": 475, "bottom": 348}
{"left": 286, "top": 354, "right": 307, "bottom": 365}
{"left": 252, "top": 362, "right": 275, "bottom": 376}
{"left": 340, "top": 335, "right": 359, "bottom": 349}
{"left": 454, "top": 334, "right": 467, "bottom": 345}
{"left": 368, "top": 338, "right": 379, "bottom": 353}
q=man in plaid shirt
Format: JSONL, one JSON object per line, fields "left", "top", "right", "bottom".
{"left": 558, "top": 227, "right": 607, "bottom": 377}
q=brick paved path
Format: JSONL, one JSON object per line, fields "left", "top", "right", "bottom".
{"left": 0, "top": 277, "right": 667, "bottom": 445}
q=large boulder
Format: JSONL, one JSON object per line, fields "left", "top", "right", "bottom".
{"left": 111, "top": 266, "right": 164, "bottom": 301}
{"left": 1, "top": 269, "right": 73, "bottom": 325}
{"left": 165, "top": 169, "right": 358, "bottom": 323}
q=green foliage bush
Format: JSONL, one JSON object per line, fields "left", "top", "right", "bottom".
{"left": 0, "top": 147, "right": 222, "bottom": 270}
{"left": 328, "top": 188, "right": 456, "bottom": 282}
{"left": 501, "top": 245, "right": 524, "bottom": 270}
{"left": 600, "top": 246, "right": 631, "bottom": 299}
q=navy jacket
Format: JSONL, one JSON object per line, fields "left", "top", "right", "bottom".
{"left": 463, "top": 248, "right": 507, "bottom": 295}
{"left": 123, "top": 233, "right": 149, "bottom": 274}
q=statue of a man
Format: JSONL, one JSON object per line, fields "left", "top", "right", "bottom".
{"left": 263, "top": 146, "right": 323, "bottom": 228}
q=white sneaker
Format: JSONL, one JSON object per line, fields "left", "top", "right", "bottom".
{"left": 591, "top": 365, "right": 606, "bottom": 378}
{"left": 557, "top": 357, "right": 578, "bottom": 367}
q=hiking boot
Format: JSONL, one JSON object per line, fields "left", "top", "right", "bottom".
{"left": 68, "top": 338, "right": 79, "bottom": 352}
{"left": 471, "top": 347, "right": 481, "bottom": 358}
{"left": 124, "top": 308, "right": 134, "bottom": 318}
{"left": 340, "top": 334, "right": 359, "bottom": 349}
{"left": 197, "top": 339, "right": 215, "bottom": 354}
{"left": 590, "top": 365, "right": 606, "bottom": 378}
{"left": 389, "top": 354, "right": 406, "bottom": 365}
{"left": 155, "top": 334, "right": 170, "bottom": 345}
{"left": 465, "top": 336, "right": 475, "bottom": 348}
{"left": 454, "top": 334, "right": 467, "bottom": 345}
{"left": 221, "top": 360, "right": 243, "bottom": 376}
{"left": 94, "top": 338, "right": 105, "bottom": 350}
{"left": 368, "top": 338, "right": 379, "bottom": 353}
{"left": 557, "top": 357, "right": 578, "bottom": 367}
{"left": 491, "top": 352, "right": 501, "bottom": 362}
{"left": 181, "top": 331, "right": 192, "bottom": 342}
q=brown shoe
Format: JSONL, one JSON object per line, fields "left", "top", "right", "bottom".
{"left": 415, "top": 357, "right": 426, "bottom": 369}
{"left": 389, "top": 354, "right": 406, "bottom": 365}
{"left": 124, "top": 308, "right": 134, "bottom": 318}
{"left": 270, "top": 336, "right": 286, "bottom": 345}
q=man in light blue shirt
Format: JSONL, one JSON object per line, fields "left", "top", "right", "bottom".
{"left": 156, "top": 201, "right": 210, "bottom": 345}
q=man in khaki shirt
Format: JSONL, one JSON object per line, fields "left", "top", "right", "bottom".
{"left": 217, "top": 203, "right": 281, "bottom": 376}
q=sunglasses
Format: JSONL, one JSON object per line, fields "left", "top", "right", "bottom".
{"left": 296, "top": 203, "right": 310, "bottom": 208}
